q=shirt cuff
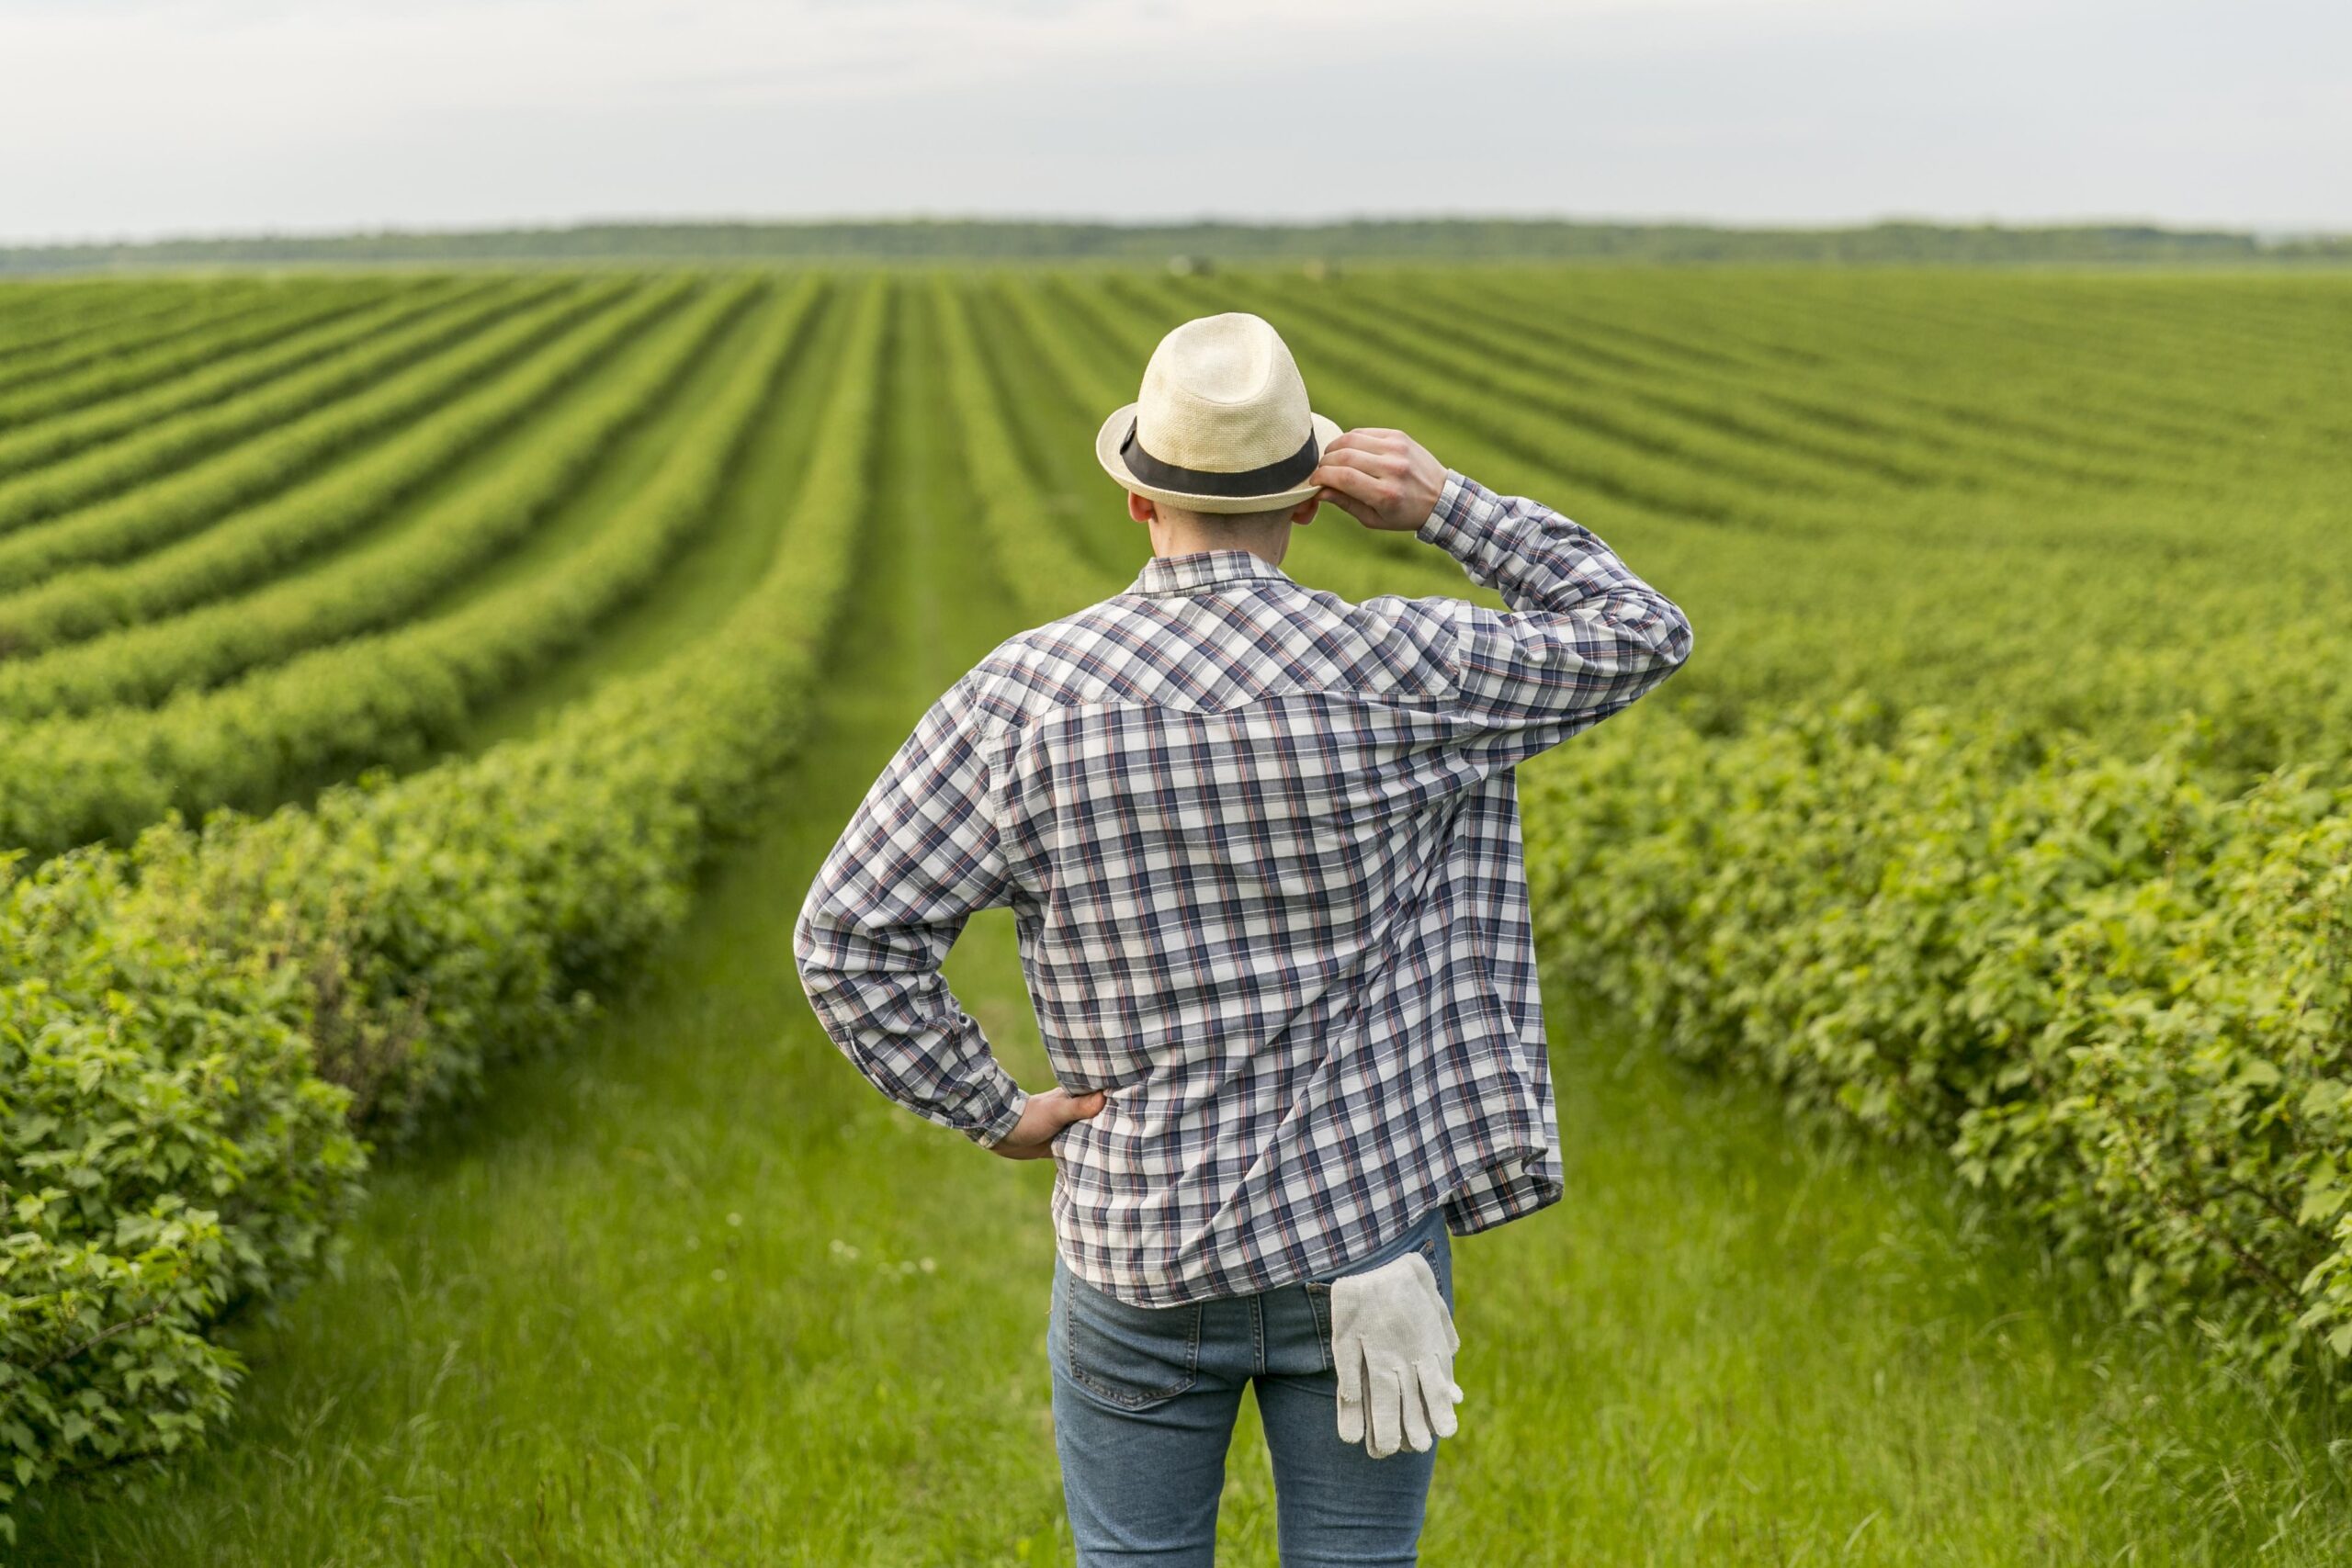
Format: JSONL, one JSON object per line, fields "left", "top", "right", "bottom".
{"left": 970, "top": 1080, "right": 1030, "bottom": 1150}
{"left": 1415, "top": 468, "right": 1492, "bottom": 558}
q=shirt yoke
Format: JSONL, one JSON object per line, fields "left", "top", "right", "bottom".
{"left": 956, "top": 580, "right": 1464, "bottom": 735}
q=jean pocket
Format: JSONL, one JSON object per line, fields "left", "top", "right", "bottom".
{"left": 1060, "top": 1267, "right": 1204, "bottom": 1411}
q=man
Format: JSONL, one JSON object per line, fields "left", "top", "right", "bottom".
{"left": 795, "top": 310, "right": 1692, "bottom": 1564}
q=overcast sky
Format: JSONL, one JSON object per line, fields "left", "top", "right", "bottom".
{"left": 1, "top": 0, "right": 2342, "bottom": 243}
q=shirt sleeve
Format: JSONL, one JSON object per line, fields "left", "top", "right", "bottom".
{"left": 1416, "top": 469, "right": 1693, "bottom": 763}
{"left": 792, "top": 675, "right": 1030, "bottom": 1149}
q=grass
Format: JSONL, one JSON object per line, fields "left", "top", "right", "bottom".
{"left": 17, "top": 285, "right": 2352, "bottom": 1565}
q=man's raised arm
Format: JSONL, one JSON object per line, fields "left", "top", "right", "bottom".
{"left": 1313, "top": 428, "right": 1694, "bottom": 762}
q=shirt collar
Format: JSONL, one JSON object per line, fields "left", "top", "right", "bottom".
{"left": 1129, "top": 548, "right": 1294, "bottom": 599}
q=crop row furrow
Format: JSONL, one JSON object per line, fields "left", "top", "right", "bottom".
{"left": 1469, "top": 269, "right": 1837, "bottom": 373}
{"left": 1329, "top": 273, "right": 2077, "bottom": 494}
{"left": 0, "top": 279, "right": 492, "bottom": 476}
{"left": 957, "top": 279, "right": 1140, "bottom": 581}
{"left": 0, "top": 281, "right": 151, "bottom": 355}
{"left": 1602, "top": 270, "right": 2347, "bottom": 479}
{"left": 1815, "top": 287, "right": 2319, "bottom": 437}
{"left": 1885, "top": 275, "right": 2346, "bottom": 374}
{"left": 0, "top": 280, "right": 760, "bottom": 719}
{"left": 0, "top": 280, "right": 290, "bottom": 390}
{"left": 0, "top": 278, "right": 819, "bottom": 856}
{"left": 0, "top": 277, "right": 433, "bottom": 434}
{"left": 1657, "top": 275, "right": 2328, "bottom": 457}
{"left": 0, "top": 282, "right": 645, "bottom": 619}
{"left": 0, "top": 276, "right": 579, "bottom": 540}
{"left": 1450, "top": 272, "right": 2207, "bottom": 480}
{"left": 933, "top": 277, "right": 1124, "bottom": 621}
{"left": 0, "top": 277, "right": 695, "bottom": 655}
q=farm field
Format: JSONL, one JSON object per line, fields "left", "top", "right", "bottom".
{"left": 4, "top": 265, "right": 2351, "bottom": 1561}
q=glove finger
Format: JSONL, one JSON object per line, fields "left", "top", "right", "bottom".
{"left": 1417, "top": 1359, "right": 1460, "bottom": 1439}
{"left": 1401, "top": 1375, "right": 1433, "bottom": 1452}
{"left": 1368, "top": 1366, "right": 1404, "bottom": 1460}
{"left": 1336, "top": 1343, "right": 1366, "bottom": 1444}
{"left": 1414, "top": 1265, "right": 1460, "bottom": 1355}
{"left": 1334, "top": 1335, "right": 1365, "bottom": 1442}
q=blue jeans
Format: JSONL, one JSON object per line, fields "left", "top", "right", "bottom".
{"left": 1046, "top": 1204, "right": 1453, "bottom": 1566}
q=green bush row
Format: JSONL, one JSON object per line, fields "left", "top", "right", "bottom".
{"left": 933, "top": 276, "right": 1123, "bottom": 613}
{"left": 1446, "top": 271, "right": 2162, "bottom": 479}
{"left": 0, "top": 277, "right": 888, "bottom": 1543}
{"left": 0, "top": 277, "right": 467, "bottom": 473}
{"left": 1262, "top": 270, "right": 2026, "bottom": 495}
{"left": 1235, "top": 270, "right": 1915, "bottom": 503}
{"left": 1521, "top": 702, "right": 2352, "bottom": 1385}
{"left": 0, "top": 283, "right": 283, "bottom": 402}
{"left": 0, "top": 275, "right": 592, "bottom": 557}
{"left": 1462, "top": 268, "right": 2341, "bottom": 470}
{"left": 0, "top": 280, "right": 752, "bottom": 719}
{"left": 0, "top": 277, "right": 816, "bottom": 859}
{"left": 0, "top": 287, "right": 164, "bottom": 365}
{"left": 0, "top": 278, "right": 675, "bottom": 651}
{"left": 0, "top": 276, "right": 413, "bottom": 440}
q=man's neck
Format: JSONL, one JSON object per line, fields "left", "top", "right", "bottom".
{"left": 1149, "top": 520, "right": 1289, "bottom": 569}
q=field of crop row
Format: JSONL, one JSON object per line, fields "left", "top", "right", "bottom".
{"left": 2, "top": 265, "right": 2347, "bottom": 1553}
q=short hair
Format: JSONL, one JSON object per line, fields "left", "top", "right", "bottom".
{"left": 1150, "top": 497, "right": 1307, "bottom": 530}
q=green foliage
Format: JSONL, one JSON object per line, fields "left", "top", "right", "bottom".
{"left": 1521, "top": 706, "right": 2352, "bottom": 1383}
{"left": 0, "top": 276, "right": 890, "bottom": 1537}
{"left": 0, "top": 275, "right": 593, "bottom": 559}
{"left": 2, "top": 259, "right": 2349, "bottom": 1538}
{"left": 0, "top": 847, "right": 365, "bottom": 1536}
{"left": 0, "top": 279, "right": 751, "bottom": 720}
{"left": 931, "top": 275, "right": 1124, "bottom": 617}
{"left": 0, "top": 276, "right": 421, "bottom": 453}
{"left": 0, "top": 280, "right": 823, "bottom": 856}
{"left": 0, "top": 280, "right": 286, "bottom": 396}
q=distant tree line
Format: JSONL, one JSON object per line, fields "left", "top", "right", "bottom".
{"left": 3, "top": 218, "right": 2346, "bottom": 274}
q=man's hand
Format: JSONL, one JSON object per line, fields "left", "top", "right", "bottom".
{"left": 1312, "top": 428, "right": 1446, "bottom": 533}
{"left": 989, "top": 1086, "right": 1106, "bottom": 1160}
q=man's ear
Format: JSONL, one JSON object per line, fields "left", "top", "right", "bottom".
{"left": 1127, "top": 491, "right": 1156, "bottom": 526}
{"left": 1289, "top": 492, "right": 1321, "bottom": 526}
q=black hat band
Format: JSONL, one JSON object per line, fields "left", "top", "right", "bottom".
{"left": 1120, "top": 420, "right": 1319, "bottom": 498}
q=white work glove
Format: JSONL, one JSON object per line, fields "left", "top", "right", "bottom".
{"left": 1330, "top": 1250, "right": 1464, "bottom": 1459}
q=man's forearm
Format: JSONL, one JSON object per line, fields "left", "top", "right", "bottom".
{"left": 794, "top": 916, "right": 1030, "bottom": 1148}
{"left": 1418, "top": 469, "right": 1689, "bottom": 652}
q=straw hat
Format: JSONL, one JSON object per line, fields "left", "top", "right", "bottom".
{"left": 1094, "top": 312, "right": 1342, "bottom": 514}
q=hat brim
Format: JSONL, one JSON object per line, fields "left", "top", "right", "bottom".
{"left": 1094, "top": 405, "right": 1344, "bottom": 515}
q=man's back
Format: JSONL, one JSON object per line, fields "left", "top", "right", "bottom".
{"left": 796, "top": 470, "right": 1693, "bottom": 1305}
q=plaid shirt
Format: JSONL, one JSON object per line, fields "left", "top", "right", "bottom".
{"left": 794, "top": 471, "right": 1692, "bottom": 1305}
